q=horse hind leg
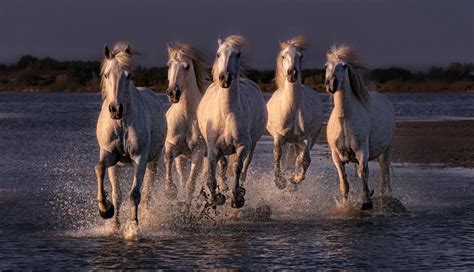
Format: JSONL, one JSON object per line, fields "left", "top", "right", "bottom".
{"left": 272, "top": 136, "right": 287, "bottom": 189}
{"left": 175, "top": 156, "right": 187, "bottom": 188}
{"left": 217, "top": 156, "right": 229, "bottom": 192}
{"left": 185, "top": 151, "right": 203, "bottom": 204}
{"left": 377, "top": 146, "right": 392, "bottom": 196}
{"left": 141, "top": 160, "right": 157, "bottom": 210}
{"left": 95, "top": 150, "right": 118, "bottom": 220}
{"left": 240, "top": 143, "right": 256, "bottom": 186}
{"left": 356, "top": 150, "right": 372, "bottom": 210}
{"left": 163, "top": 145, "right": 178, "bottom": 200}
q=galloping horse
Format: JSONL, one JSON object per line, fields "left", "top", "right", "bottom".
{"left": 266, "top": 36, "right": 324, "bottom": 189}
{"left": 164, "top": 43, "right": 208, "bottom": 203}
{"left": 197, "top": 35, "right": 268, "bottom": 208}
{"left": 95, "top": 42, "right": 167, "bottom": 235}
{"left": 325, "top": 44, "right": 395, "bottom": 210}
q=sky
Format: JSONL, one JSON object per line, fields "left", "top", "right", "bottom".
{"left": 0, "top": 0, "right": 473, "bottom": 70}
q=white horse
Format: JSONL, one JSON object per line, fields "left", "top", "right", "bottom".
{"left": 164, "top": 43, "right": 208, "bottom": 203}
{"left": 266, "top": 36, "right": 324, "bottom": 189}
{"left": 197, "top": 35, "right": 268, "bottom": 208}
{"left": 325, "top": 44, "right": 395, "bottom": 210}
{"left": 95, "top": 42, "right": 167, "bottom": 233}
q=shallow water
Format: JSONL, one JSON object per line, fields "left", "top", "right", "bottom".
{"left": 0, "top": 92, "right": 473, "bottom": 269}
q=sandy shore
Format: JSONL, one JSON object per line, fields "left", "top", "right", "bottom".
{"left": 317, "top": 120, "right": 474, "bottom": 168}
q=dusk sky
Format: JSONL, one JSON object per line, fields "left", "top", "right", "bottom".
{"left": 0, "top": 0, "right": 473, "bottom": 70}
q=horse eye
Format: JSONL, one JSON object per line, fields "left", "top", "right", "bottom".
{"left": 126, "top": 73, "right": 132, "bottom": 80}
{"left": 281, "top": 56, "right": 285, "bottom": 59}
{"left": 300, "top": 54, "right": 304, "bottom": 59}
{"left": 184, "top": 65, "right": 190, "bottom": 70}
{"left": 104, "top": 74, "right": 108, "bottom": 79}
{"left": 216, "top": 53, "right": 220, "bottom": 58}
{"left": 236, "top": 52, "right": 241, "bottom": 58}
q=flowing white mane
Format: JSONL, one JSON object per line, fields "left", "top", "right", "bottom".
{"left": 212, "top": 35, "right": 247, "bottom": 83}
{"left": 167, "top": 43, "right": 209, "bottom": 94}
{"left": 276, "top": 36, "right": 310, "bottom": 89}
{"left": 327, "top": 44, "right": 374, "bottom": 103}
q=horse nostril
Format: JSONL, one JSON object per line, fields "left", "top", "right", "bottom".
{"left": 219, "top": 73, "right": 225, "bottom": 82}
{"left": 325, "top": 80, "right": 330, "bottom": 85}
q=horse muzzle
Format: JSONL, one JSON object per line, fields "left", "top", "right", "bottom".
{"left": 109, "top": 103, "right": 123, "bottom": 119}
{"left": 167, "top": 87, "right": 181, "bottom": 103}
{"left": 287, "top": 69, "right": 298, "bottom": 83}
{"left": 325, "top": 78, "right": 338, "bottom": 94}
{"left": 219, "top": 72, "right": 233, "bottom": 89}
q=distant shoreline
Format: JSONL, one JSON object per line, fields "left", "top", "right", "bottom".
{"left": 1, "top": 55, "right": 473, "bottom": 93}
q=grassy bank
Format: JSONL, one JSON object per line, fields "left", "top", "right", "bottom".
{"left": 0, "top": 55, "right": 473, "bottom": 93}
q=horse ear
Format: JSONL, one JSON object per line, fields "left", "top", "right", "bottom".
{"left": 279, "top": 41, "right": 286, "bottom": 50}
{"left": 104, "top": 44, "right": 111, "bottom": 59}
{"left": 167, "top": 43, "right": 172, "bottom": 55}
{"left": 124, "top": 45, "right": 132, "bottom": 55}
{"left": 218, "top": 37, "right": 223, "bottom": 46}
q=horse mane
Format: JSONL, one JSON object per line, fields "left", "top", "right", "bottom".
{"left": 327, "top": 44, "right": 374, "bottom": 103}
{"left": 212, "top": 35, "right": 247, "bottom": 83}
{"left": 168, "top": 42, "right": 209, "bottom": 94}
{"left": 100, "top": 42, "right": 134, "bottom": 99}
{"left": 276, "top": 36, "right": 310, "bottom": 89}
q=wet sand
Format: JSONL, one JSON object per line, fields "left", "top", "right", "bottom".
{"left": 317, "top": 120, "right": 474, "bottom": 168}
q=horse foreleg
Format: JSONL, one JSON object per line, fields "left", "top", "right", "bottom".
{"left": 217, "top": 156, "right": 228, "bottom": 192}
{"left": 378, "top": 146, "right": 392, "bottom": 196}
{"left": 95, "top": 150, "right": 118, "bottom": 219}
{"left": 185, "top": 151, "right": 203, "bottom": 204}
{"left": 108, "top": 165, "right": 121, "bottom": 229}
{"left": 163, "top": 144, "right": 178, "bottom": 200}
{"left": 356, "top": 150, "right": 372, "bottom": 210}
{"left": 292, "top": 141, "right": 311, "bottom": 184}
{"left": 206, "top": 148, "right": 225, "bottom": 206}
{"left": 231, "top": 144, "right": 249, "bottom": 209}
{"left": 129, "top": 156, "right": 148, "bottom": 224}
{"left": 273, "top": 136, "right": 287, "bottom": 189}
{"left": 331, "top": 149, "right": 349, "bottom": 203}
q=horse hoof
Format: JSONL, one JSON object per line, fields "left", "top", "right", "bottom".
{"left": 99, "top": 200, "right": 115, "bottom": 219}
{"left": 232, "top": 195, "right": 245, "bottom": 209}
{"left": 231, "top": 187, "right": 246, "bottom": 209}
{"left": 361, "top": 201, "right": 373, "bottom": 210}
{"left": 213, "top": 193, "right": 226, "bottom": 206}
{"left": 165, "top": 182, "right": 178, "bottom": 200}
{"left": 274, "top": 175, "right": 287, "bottom": 190}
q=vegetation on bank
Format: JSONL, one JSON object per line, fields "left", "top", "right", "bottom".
{"left": 0, "top": 55, "right": 472, "bottom": 93}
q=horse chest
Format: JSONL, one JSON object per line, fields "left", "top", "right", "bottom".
{"left": 280, "top": 110, "right": 304, "bottom": 139}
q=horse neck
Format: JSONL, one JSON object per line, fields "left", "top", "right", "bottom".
{"left": 332, "top": 80, "right": 358, "bottom": 118}
{"left": 122, "top": 84, "right": 138, "bottom": 123}
{"left": 281, "top": 77, "right": 302, "bottom": 109}
{"left": 217, "top": 75, "right": 240, "bottom": 115}
{"left": 177, "top": 71, "right": 202, "bottom": 114}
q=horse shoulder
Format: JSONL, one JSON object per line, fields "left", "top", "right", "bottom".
{"left": 266, "top": 88, "right": 284, "bottom": 133}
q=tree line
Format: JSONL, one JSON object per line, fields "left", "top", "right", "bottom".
{"left": 0, "top": 55, "right": 472, "bottom": 92}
